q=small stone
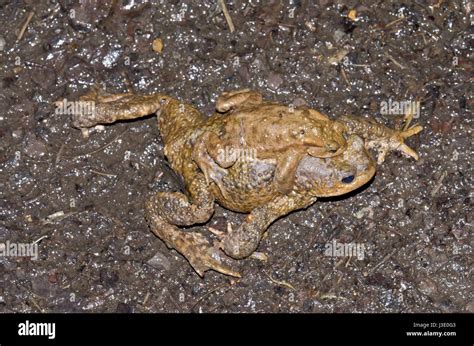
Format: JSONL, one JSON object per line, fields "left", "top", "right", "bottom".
{"left": 370, "top": 195, "right": 381, "bottom": 207}
{"left": 152, "top": 38, "right": 163, "bottom": 53}
{"left": 209, "top": 216, "right": 227, "bottom": 232}
{"left": 355, "top": 206, "right": 374, "bottom": 219}
{"left": 69, "top": 0, "right": 114, "bottom": 31}
{"left": 24, "top": 136, "right": 47, "bottom": 158}
{"left": 417, "top": 277, "right": 438, "bottom": 297}
{"left": 348, "top": 9, "right": 357, "bottom": 21}
{"left": 333, "top": 29, "right": 345, "bottom": 43}
{"left": 147, "top": 251, "right": 171, "bottom": 271}
{"left": 99, "top": 269, "right": 119, "bottom": 287}
{"left": 48, "top": 272, "right": 59, "bottom": 284}
{"left": 267, "top": 72, "right": 283, "bottom": 90}
{"left": 0, "top": 36, "right": 6, "bottom": 52}
{"left": 303, "top": 299, "right": 314, "bottom": 312}
{"left": 465, "top": 301, "right": 474, "bottom": 313}
{"left": 292, "top": 98, "right": 308, "bottom": 107}
{"left": 116, "top": 302, "right": 133, "bottom": 313}
{"left": 451, "top": 228, "right": 467, "bottom": 240}
{"left": 222, "top": 291, "right": 236, "bottom": 306}
{"left": 305, "top": 20, "right": 316, "bottom": 32}
{"left": 12, "top": 130, "right": 23, "bottom": 139}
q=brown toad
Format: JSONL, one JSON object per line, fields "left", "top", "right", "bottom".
{"left": 72, "top": 89, "right": 422, "bottom": 277}
{"left": 194, "top": 89, "right": 347, "bottom": 194}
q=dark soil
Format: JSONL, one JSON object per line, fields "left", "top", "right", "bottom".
{"left": 0, "top": 1, "right": 472, "bottom": 313}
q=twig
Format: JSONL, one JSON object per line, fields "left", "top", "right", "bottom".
{"left": 17, "top": 11, "right": 34, "bottom": 41}
{"left": 218, "top": 0, "right": 235, "bottom": 33}
{"left": 431, "top": 170, "right": 447, "bottom": 196}
{"left": 385, "top": 15, "right": 406, "bottom": 28}
{"left": 32, "top": 235, "right": 49, "bottom": 245}
{"left": 42, "top": 211, "right": 78, "bottom": 224}
{"left": 55, "top": 143, "right": 65, "bottom": 164}
{"left": 142, "top": 292, "right": 150, "bottom": 306}
{"left": 29, "top": 297, "right": 44, "bottom": 312}
{"left": 320, "top": 293, "right": 346, "bottom": 301}
{"left": 340, "top": 68, "right": 350, "bottom": 86}
{"left": 191, "top": 283, "right": 229, "bottom": 311}
{"left": 384, "top": 52, "right": 407, "bottom": 70}
{"left": 90, "top": 169, "right": 117, "bottom": 178}
{"left": 264, "top": 271, "right": 295, "bottom": 291}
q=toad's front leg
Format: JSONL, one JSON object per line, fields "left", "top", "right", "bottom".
{"left": 338, "top": 115, "right": 423, "bottom": 164}
{"left": 193, "top": 131, "right": 237, "bottom": 186}
{"left": 220, "top": 194, "right": 317, "bottom": 259}
{"left": 273, "top": 148, "right": 307, "bottom": 195}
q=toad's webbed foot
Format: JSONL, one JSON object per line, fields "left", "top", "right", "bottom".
{"left": 369, "top": 123, "right": 423, "bottom": 164}
{"left": 338, "top": 115, "right": 423, "bottom": 164}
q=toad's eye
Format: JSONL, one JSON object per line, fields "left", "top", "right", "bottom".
{"left": 326, "top": 141, "right": 339, "bottom": 152}
{"left": 341, "top": 175, "right": 355, "bottom": 184}
{"left": 300, "top": 129, "right": 305, "bottom": 135}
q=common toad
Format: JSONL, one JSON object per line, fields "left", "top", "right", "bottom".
{"left": 195, "top": 89, "right": 347, "bottom": 194}
{"left": 72, "top": 89, "right": 422, "bottom": 277}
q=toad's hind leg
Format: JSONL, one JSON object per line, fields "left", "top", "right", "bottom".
{"left": 151, "top": 175, "right": 215, "bottom": 226}
{"left": 146, "top": 208, "right": 241, "bottom": 277}
{"left": 146, "top": 174, "right": 240, "bottom": 277}
{"left": 221, "top": 194, "right": 317, "bottom": 259}
{"left": 71, "top": 89, "right": 173, "bottom": 129}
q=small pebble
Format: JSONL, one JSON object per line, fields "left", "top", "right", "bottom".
{"left": 267, "top": 72, "right": 283, "bottom": 90}
{"left": 333, "top": 29, "right": 345, "bottom": 43}
{"left": 292, "top": 98, "right": 308, "bottom": 107}
{"left": 0, "top": 36, "right": 5, "bottom": 52}
{"left": 116, "top": 302, "right": 133, "bottom": 313}
{"left": 48, "top": 272, "right": 59, "bottom": 284}
{"left": 348, "top": 9, "right": 357, "bottom": 21}
{"left": 302, "top": 299, "right": 314, "bottom": 312}
{"left": 12, "top": 130, "right": 23, "bottom": 139}
{"left": 417, "top": 277, "right": 438, "bottom": 297}
{"left": 222, "top": 291, "right": 236, "bottom": 306}
{"left": 24, "top": 136, "right": 47, "bottom": 158}
{"left": 147, "top": 251, "right": 171, "bottom": 271}
{"left": 153, "top": 38, "right": 163, "bottom": 53}
{"left": 465, "top": 301, "right": 474, "bottom": 313}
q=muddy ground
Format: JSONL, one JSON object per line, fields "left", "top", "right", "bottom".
{"left": 0, "top": 0, "right": 472, "bottom": 313}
